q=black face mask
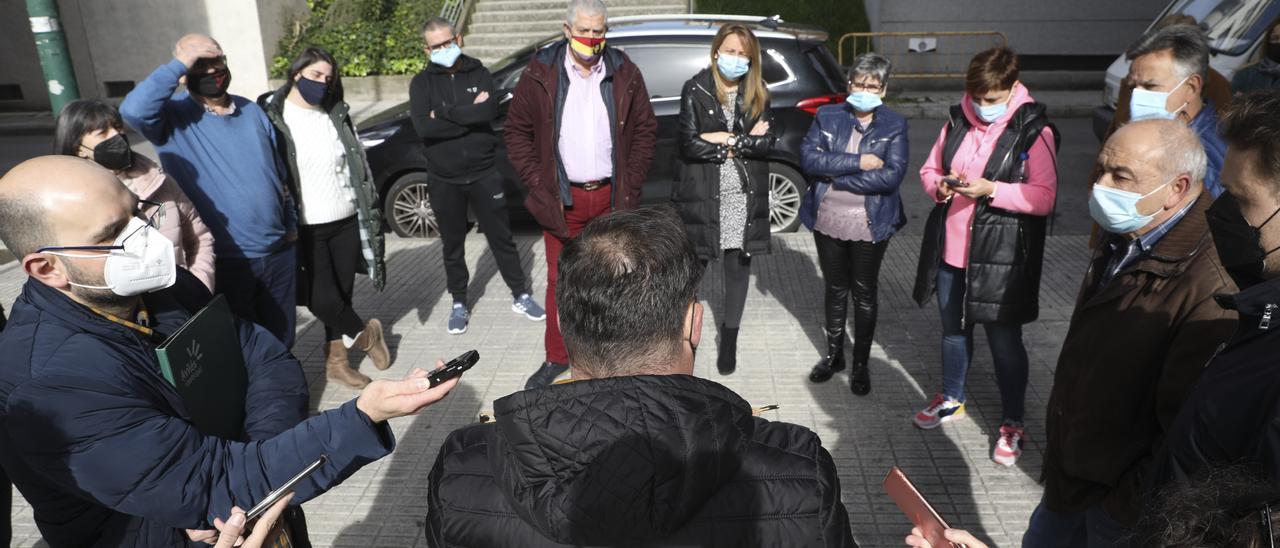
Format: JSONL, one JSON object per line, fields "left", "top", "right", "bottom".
{"left": 1206, "top": 191, "right": 1280, "bottom": 289}
{"left": 188, "top": 68, "right": 231, "bottom": 98}
{"left": 295, "top": 76, "right": 328, "bottom": 106}
{"left": 89, "top": 134, "right": 133, "bottom": 172}
{"left": 1268, "top": 42, "right": 1280, "bottom": 63}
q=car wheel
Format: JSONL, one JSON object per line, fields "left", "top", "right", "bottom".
{"left": 768, "top": 163, "right": 805, "bottom": 233}
{"left": 385, "top": 172, "right": 439, "bottom": 238}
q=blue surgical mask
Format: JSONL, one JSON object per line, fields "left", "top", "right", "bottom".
{"left": 1129, "top": 74, "right": 1190, "bottom": 121}
{"left": 430, "top": 43, "right": 462, "bottom": 68}
{"left": 1088, "top": 176, "right": 1174, "bottom": 234}
{"left": 295, "top": 76, "right": 327, "bottom": 106}
{"left": 716, "top": 54, "right": 750, "bottom": 81}
{"left": 846, "top": 91, "right": 882, "bottom": 112}
{"left": 972, "top": 100, "right": 1008, "bottom": 123}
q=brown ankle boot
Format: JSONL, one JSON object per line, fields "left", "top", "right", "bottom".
{"left": 325, "top": 340, "right": 371, "bottom": 389}
{"left": 354, "top": 319, "right": 391, "bottom": 371}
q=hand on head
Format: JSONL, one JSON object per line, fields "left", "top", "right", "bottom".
{"left": 174, "top": 34, "right": 224, "bottom": 69}
{"left": 355, "top": 361, "right": 460, "bottom": 423}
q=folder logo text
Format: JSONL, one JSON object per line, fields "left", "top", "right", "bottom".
{"left": 182, "top": 340, "right": 204, "bottom": 385}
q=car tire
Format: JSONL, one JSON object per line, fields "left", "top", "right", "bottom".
{"left": 385, "top": 172, "right": 440, "bottom": 239}
{"left": 768, "top": 162, "right": 806, "bottom": 233}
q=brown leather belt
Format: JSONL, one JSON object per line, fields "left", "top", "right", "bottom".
{"left": 571, "top": 177, "right": 611, "bottom": 191}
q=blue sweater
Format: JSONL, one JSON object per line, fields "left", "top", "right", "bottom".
{"left": 1189, "top": 101, "right": 1227, "bottom": 199}
{"left": 121, "top": 59, "right": 295, "bottom": 259}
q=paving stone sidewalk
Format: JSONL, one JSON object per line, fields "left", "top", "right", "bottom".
{"left": 2, "top": 231, "right": 1093, "bottom": 548}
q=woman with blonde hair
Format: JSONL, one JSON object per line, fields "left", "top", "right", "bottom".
{"left": 673, "top": 23, "right": 777, "bottom": 375}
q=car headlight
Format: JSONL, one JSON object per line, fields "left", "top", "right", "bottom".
{"left": 359, "top": 125, "right": 400, "bottom": 148}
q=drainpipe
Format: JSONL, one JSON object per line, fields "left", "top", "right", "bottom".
{"left": 25, "top": 0, "right": 80, "bottom": 115}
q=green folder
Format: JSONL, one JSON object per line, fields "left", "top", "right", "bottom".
{"left": 155, "top": 294, "right": 247, "bottom": 440}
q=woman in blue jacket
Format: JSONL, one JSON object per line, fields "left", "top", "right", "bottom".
{"left": 799, "top": 53, "right": 908, "bottom": 395}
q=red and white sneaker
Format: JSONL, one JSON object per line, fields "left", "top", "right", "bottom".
{"left": 993, "top": 422, "right": 1025, "bottom": 466}
{"left": 913, "top": 393, "right": 966, "bottom": 429}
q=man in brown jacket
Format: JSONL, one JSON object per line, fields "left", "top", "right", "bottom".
{"left": 1023, "top": 118, "right": 1237, "bottom": 547}
{"left": 504, "top": 0, "right": 657, "bottom": 389}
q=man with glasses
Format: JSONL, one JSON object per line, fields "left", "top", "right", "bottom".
{"left": 410, "top": 17, "right": 544, "bottom": 336}
{"left": 506, "top": 0, "right": 657, "bottom": 389}
{"left": 0, "top": 155, "right": 461, "bottom": 546}
{"left": 121, "top": 33, "right": 300, "bottom": 348}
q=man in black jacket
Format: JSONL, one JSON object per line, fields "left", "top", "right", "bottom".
{"left": 1153, "top": 90, "right": 1280, "bottom": 492}
{"left": 426, "top": 207, "right": 855, "bottom": 547}
{"left": 409, "top": 17, "right": 544, "bottom": 336}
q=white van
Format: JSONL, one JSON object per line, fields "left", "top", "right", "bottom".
{"left": 1092, "top": 0, "right": 1280, "bottom": 140}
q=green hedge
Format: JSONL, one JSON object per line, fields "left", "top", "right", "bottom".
{"left": 694, "top": 0, "right": 868, "bottom": 56}
{"left": 272, "top": 0, "right": 441, "bottom": 78}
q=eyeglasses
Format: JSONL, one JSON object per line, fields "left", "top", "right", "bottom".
{"left": 424, "top": 37, "right": 458, "bottom": 53}
{"left": 848, "top": 81, "right": 884, "bottom": 92}
{"left": 35, "top": 200, "right": 165, "bottom": 255}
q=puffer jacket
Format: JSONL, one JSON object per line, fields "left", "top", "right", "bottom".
{"left": 426, "top": 374, "right": 855, "bottom": 547}
{"left": 258, "top": 86, "right": 386, "bottom": 294}
{"left": 0, "top": 273, "right": 394, "bottom": 547}
{"left": 118, "top": 153, "right": 217, "bottom": 291}
{"left": 799, "top": 102, "right": 909, "bottom": 242}
{"left": 673, "top": 68, "right": 777, "bottom": 260}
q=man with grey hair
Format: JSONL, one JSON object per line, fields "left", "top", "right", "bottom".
{"left": 409, "top": 16, "right": 545, "bottom": 335}
{"left": 1023, "top": 118, "right": 1237, "bottom": 546}
{"left": 506, "top": 0, "right": 658, "bottom": 389}
{"left": 1124, "top": 24, "right": 1227, "bottom": 198}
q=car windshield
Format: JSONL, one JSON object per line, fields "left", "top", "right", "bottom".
{"left": 1165, "top": 0, "right": 1280, "bottom": 56}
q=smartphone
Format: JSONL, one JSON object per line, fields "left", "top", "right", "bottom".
{"left": 428, "top": 350, "right": 479, "bottom": 387}
{"left": 943, "top": 176, "right": 969, "bottom": 188}
{"left": 245, "top": 454, "right": 327, "bottom": 521}
{"left": 883, "top": 466, "right": 953, "bottom": 548}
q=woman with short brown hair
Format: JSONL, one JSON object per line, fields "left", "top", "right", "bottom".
{"left": 910, "top": 46, "right": 1059, "bottom": 467}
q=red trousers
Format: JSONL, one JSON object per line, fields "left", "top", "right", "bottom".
{"left": 543, "top": 185, "right": 613, "bottom": 364}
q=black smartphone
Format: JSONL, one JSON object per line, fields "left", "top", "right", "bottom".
{"left": 943, "top": 176, "right": 969, "bottom": 188}
{"left": 245, "top": 454, "right": 326, "bottom": 521}
{"left": 428, "top": 350, "right": 479, "bottom": 387}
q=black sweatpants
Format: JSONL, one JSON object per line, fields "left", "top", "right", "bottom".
{"left": 428, "top": 171, "right": 528, "bottom": 304}
{"left": 704, "top": 249, "right": 752, "bottom": 329}
{"left": 299, "top": 215, "right": 365, "bottom": 341}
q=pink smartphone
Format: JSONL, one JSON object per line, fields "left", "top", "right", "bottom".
{"left": 883, "top": 466, "right": 953, "bottom": 548}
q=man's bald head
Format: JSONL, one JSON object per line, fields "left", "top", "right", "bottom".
{"left": 1114, "top": 118, "right": 1208, "bottom": 186}
{"left": 177, "top": 33, "right": 221, "bottom": 52}
{"left": 0, "top": 156, "right": 134, "bottom": 258}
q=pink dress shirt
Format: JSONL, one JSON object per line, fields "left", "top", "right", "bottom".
{"left": 558, "top": 50, "right": 613, "bottom": 183}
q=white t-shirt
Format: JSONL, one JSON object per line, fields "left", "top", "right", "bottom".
{"left": 283, "top": 100, "right": 357, "bottom": 225}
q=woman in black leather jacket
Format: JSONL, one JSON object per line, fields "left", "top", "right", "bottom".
{"left": 799, "top": 53, "right": 909, "bottom": 395}
{"left": 672, "top": 23, "right": 777, "bottom": 375}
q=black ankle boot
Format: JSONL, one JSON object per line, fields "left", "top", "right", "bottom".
{"left": 809, "top": 331, "right": 846, "bottom": 383}
{"left": 848, "top": 341, "right": 871, "bottom": 395}
{"left": 717, "top": 325, "right": 738, "bottom": 375}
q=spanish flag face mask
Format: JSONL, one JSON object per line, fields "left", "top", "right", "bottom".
{"left": 570, "top": 35, "right": 605, "bottom": 63}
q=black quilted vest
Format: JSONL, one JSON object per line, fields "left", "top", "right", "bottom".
{"left": 912, "top": 102, "right": 1059, "bottom": 325}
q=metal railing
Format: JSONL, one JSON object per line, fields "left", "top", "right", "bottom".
{"left": 838, "top": 31, "right": 1007, "bottom": 79}
{"left": 438, "top": 0, "right": 477, "bottom": 34}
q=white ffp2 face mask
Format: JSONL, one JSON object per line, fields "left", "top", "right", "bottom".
{"left": 45, "top": 217, "right": 177, "bottom": 296}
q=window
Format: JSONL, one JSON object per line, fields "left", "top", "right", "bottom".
{"left": 1165, "top": 0, "right": 1280, "bottom": 56}
{"left": 104, "top": 81, "right": 135, "bottom": 98}
{"left": 619, "top": 42, "right": 796, "bottom": 100}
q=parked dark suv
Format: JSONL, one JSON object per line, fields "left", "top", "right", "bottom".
{"left": 357, "top": 14, "right": 847, "bottom": 238}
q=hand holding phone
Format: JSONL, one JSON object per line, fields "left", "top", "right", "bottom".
{"left": 884, "top": 466, "right": 953, "bottom": 548}
{"left": 246, "top": 455, "right": 326, "bottom": 520}
{"left": 429, "top": 350, "right": 479, "bottom": 387}
{"left": 943, "top": 176, "right": 969, "bottom": 188}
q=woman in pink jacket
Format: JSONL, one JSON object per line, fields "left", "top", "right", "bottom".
{"left": 54, "top": 99, "right": 217, "bottom": 291}
{"left": 910, "top": 47, "right": 1059, "bottom": 467}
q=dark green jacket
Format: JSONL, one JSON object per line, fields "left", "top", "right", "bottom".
{"left": 258, "top": 86, "right": 386, "bottom": 296}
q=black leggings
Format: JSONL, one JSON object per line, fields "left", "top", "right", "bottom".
{"left": 814, "top": 231, "right": 888, "bottom": 362}
{"left": 704, "top": 249, "right": 752, "bottom": 329}
{"left": 299, "top": 215, "right": 365, "bottom": 341}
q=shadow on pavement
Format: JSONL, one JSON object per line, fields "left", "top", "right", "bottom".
{"left": 330, "top": 382, "right": 484, "bottom": 546}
